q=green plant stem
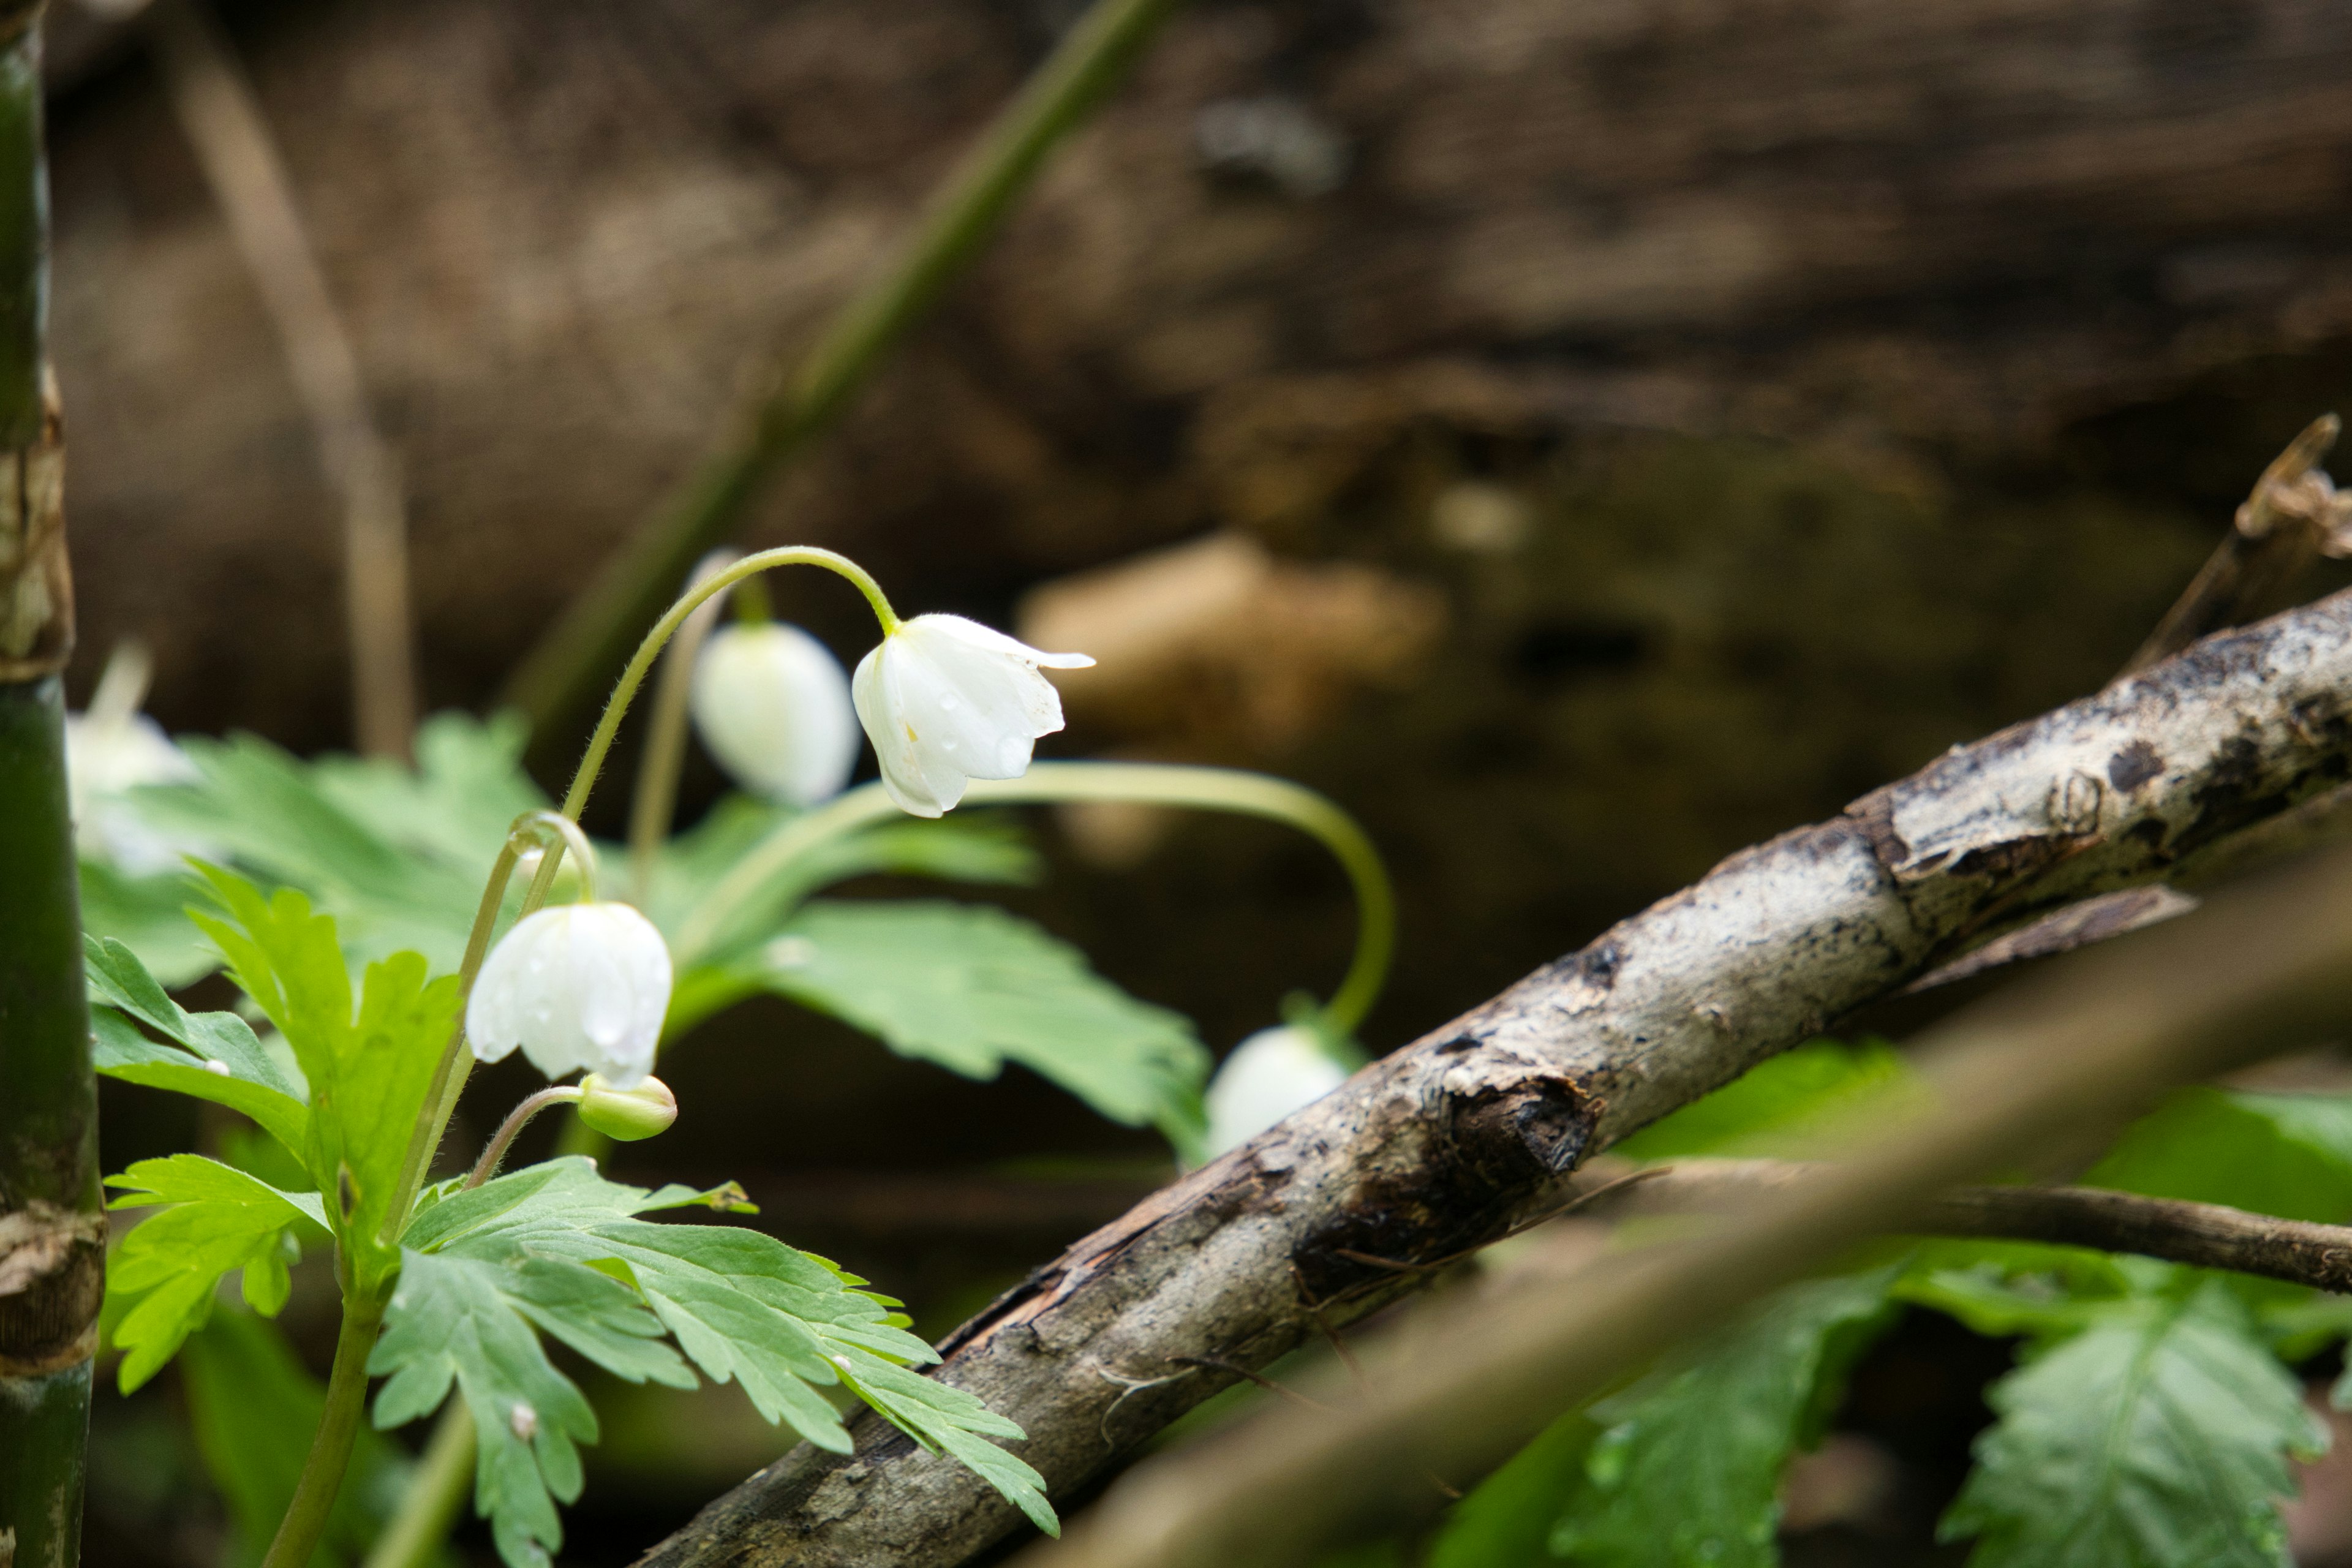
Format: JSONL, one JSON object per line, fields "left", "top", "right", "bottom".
{"left": 499, "top": 0, "right": 1185, "bottom": 739}
{"left": 465, "top": 1085, "right": 585, "bottom": 1189}
{"left": 628, "top": 553, "right": 736, "bottom": 903}
{"left": 257, "top": 1290, "right": 389, "bottom": 1568}
{"left": 673, "top": 762, "right": 1396, "bottom": 1036}
{"left": 556, "top": 545, "right": 897, "bottom": 824}
{"left": 359, "top": 1400, "right": 474, "bottom": 1568}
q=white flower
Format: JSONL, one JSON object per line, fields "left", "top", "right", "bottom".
{"left": 1203, "top": 1026, "right": 1351, "bottom": 1156}
{"left": 64, "top": 644, "right": 209, "bottom": 875}
{"left": 850, "top": 614, "right": 1094, "bottom": 818}
{"left": 690, "top": 622, "right": 859, "bottom": 806}
{"left": 466, "top": 903, "right": 672, "bottom": 1089}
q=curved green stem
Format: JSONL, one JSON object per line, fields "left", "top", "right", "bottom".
{"left": 559, "top": 546, "right": 897, "bottom": 825}
{"left": 628, "top": 552, "right": 737, "bottom": 903}
{"left": 379, "top": 809, "right": 596, "bottom": 1248}
{"left": 257, "top": 1289, "right": 388, "bottom": 1568}
{"left": 676, "top": 761, "right": 1396, "bottom": 1037}
{"left": 466, "top": 1085, "right": 585, "bottom": 1189}
{"left": 358, "top": 1400, "right": 473, "bottom": 1568}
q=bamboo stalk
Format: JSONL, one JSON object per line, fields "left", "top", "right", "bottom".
{"left": 500, "top": 0, "right": 1186, "bottom": 740}
{"left": 0, "top": 6, "right": 98, "bottom": 1566}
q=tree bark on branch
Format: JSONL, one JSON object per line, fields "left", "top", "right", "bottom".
{"left": 643, "top": 587, "right": 2352, "bottom": 1568}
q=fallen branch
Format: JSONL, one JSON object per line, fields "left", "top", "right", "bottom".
{"left": 1601, "top": 1159, "right": 2352, "bottom": 1295}
{"left": 641, "top": 589, "right": 2352, "bottom": 1568}
{"left": 1019, "top": 839, "right": 2352, "bottom": 1568}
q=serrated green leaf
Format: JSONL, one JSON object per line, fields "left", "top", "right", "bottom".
{"left": 714, "top": 899, "right": 1207, "bottom": 1140}
{"left": 379, "top": 1158, "right": 1052, "bottom": 1561}
{"left": 104, "top": 1155, "right": 325, "bottom": 1391}
{"left": 648, "top": 795, "right": 1041, "bottom": 962}
{"left": 88, "top": 934, "right": 311, "bottom": 1155}
{"left": 77, "top": 858, "right": 214, "bottom": 987}
{"left": 183, "top": 869, "right": 457, "bottom": 1284}
{"left": 2087, "top": 1087, "right": 2352, "bottom": 1223}
{"left": 1615, "top": 1039, "right": 1910, "bottom": 1160}
{"left": 1942, "top": 1281, "right": 2324, "bottom": 1568}
{"left": 1547, "top": 1268, "right": 1902, "bottom": 1568}
{"left": 134, "top": 733, "right": 487, "bottom": 973}
{"left": 370, "top": 1251, "right": 627, "bottom": 1568}
{"left": 183, "top": 1307, "right": 419, "bottom": 1568}
{"left": 309, "top": 710, "right": 547, "bottom": 876}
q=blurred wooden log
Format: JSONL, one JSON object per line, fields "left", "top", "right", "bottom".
{"left": 636, "top": 586, "right": 2352, "bottom": 1567}
{"left": 47, "top": 0, "right": 2352, "bottom": 742}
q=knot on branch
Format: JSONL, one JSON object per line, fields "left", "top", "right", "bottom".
{"left": 0, "top": 383, "right": 69, "bottom": 679}
{"left": 0, "top": 1202, "right": 105, "bottom": 1374}
{"left": 1292, "top": 1072, "right": 1595, "bottom": 1303}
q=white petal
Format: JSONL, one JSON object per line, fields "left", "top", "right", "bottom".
{"left": 1203, "top": 1027, "right": 1350, "bottom": 1156}
{"left": 691, "top": 624, "right": 859, "bottom": 805}
{"left": 464, "top": 904, "right": 672, "bottom": 1085}
{"left": 853, "top": 641, "right": 954, "bottom": 817}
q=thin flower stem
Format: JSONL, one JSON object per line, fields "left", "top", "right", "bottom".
{"left": 674, "top": 762, "right": 1396, "bottom": 1037}
{"left": 557, "top": 546, "right": 899, "bottom": 826}
{"left": 379, "top": 809, "right": 595, "bottom": 1248}
{"left": 357, "top": 1400, "right": 473, "bottom": 1568}
{"left": 256, "top": 1290, "right": 389, "bottom": 1568}
{"left": 628, "top": 552, "right": 738, "bottom": 903}
{"left": 467, "top": 1086, "right": 586, "bottom": 1189}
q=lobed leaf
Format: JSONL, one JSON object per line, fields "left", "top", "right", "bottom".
{"left": 103, "top": 1154, "right": 325, "bottom": 1391}
{"left": 1546, "top": 1268, "right": 1902, "bottom": 1568}
{"left": 714, "top": 899, "right": 1208, "bottom": 1140}
{"left": 87, "top": 933, "right": 311, "bottom": 1155}
{"left": 1941, "top": 1282, "right": 2324, "bottom": 1568}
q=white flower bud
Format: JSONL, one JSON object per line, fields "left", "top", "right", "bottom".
{"left": 1203, "top": 1026, "right": 1350, "bottom": 1157}
{"left": 850, "top": 614, "right": 1094, "bottom": 818}
{"left": 690, "top": 622, "right": 859, "bottom": 806}
{"left": 466, "top": 903, "right": 672, "bottom": 1089}
{"left": 65, "top": 708, "right": 206, "bottom": 875}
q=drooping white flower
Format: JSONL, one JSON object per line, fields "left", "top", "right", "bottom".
{"left": 1202, "top": 1025, "right": 1351, "bottom": 1156}
{"left": 850, "top": 614, "right": 1094, "bottom": 818}
{"left": 466, "top": 903, "right": 672, "bottom": 1089}
{"left": 65, "top": 643, "right": 209, "bottom": 875}
{"left": 690, "top": 622, "right": 859, "bottom": 806}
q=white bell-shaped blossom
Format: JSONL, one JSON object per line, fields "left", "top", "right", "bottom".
{"left": 690, "top": 622, "right": 859, "bottom": 806}
{"left": 466, "top": 903, "right": 672, "bottom": 1089}
{"left": 1202, "top": 1025, "right": 1351, "bottom": 1156}
{"left": 850, "top": 614, "right": 1094, "bottom": 818}
{"left": 65, "top": 646, "right": 209, "bottom": 875}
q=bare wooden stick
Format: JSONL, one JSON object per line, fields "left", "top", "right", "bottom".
{"left": 1022, "top": 843, "right": 2352, "bottom": 1568}
{"left": 148, "top": 0, "right": 416, "bottom": 758}
{"left": 2117, "top": 414, "right": 2348, "bottom": 678}
{"left": 642, "top": 587, "right": 2352, "bottom": 1568}
{"left": 1599, "top": 1158, "right": 2352, "bottom": 1295}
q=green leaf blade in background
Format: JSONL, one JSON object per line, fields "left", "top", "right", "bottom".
{"left": 1545, "top": 1268, "right": 1903, "bottom": 1568}
{"left": 1941, "top": 1281, "right": 2324, "bottom": 1568}
{"left": 719, "top": 899, "right": 1208, "bottom": 1142}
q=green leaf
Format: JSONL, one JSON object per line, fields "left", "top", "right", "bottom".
{"left": 1547, "top": 1268, "right": 1902, "bottom": 1568}
{"left": 87, "top": 933, "right": 311, "bottom": 1156}
{"left": 647, "top": 794, "right": 1040, "bottom": 957}
{"left": 1427, "top": 1409, "right": 1600, "bottom": 1568}
{"left": 712, "top": 899, "right": 1208, "bottom": 1140}
{"left": 375, "top": 1158, "right": 1052, "bottom": 1565}
{"left": 104, "top": 1155, "right": 325, "bottom": 1391}
{"left": 309, "top": 710, "right": 547, "bottom": 876}
{"left": 1615, "top": 1039, "right": 1910, "bottom": 1160}
{"left": 77, "top": 859, "right": 214, "bottom": 987}
{"left": 1941, "top": 1281, "right": 2325, "bottom": 1568}
{"left": 184, "top": 869, "right": 458, "bottom": 1285}
{"left": 2087, "top": 1087, "right": 2352, "bottom": 1223}
{"left": 182, "top": 1307, "right": 420, "bottom": 1568}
